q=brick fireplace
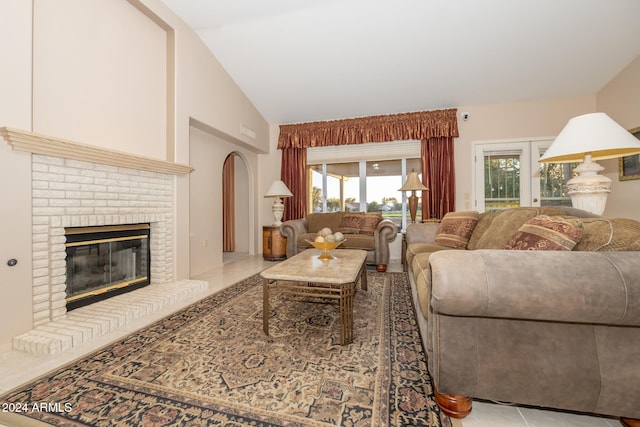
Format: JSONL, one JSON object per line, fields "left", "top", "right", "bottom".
{"left": 31, "top": 153, "right": 177, "bottom": 324}
{"left": 2, "top": 128, "right": 207, "bottom": 355}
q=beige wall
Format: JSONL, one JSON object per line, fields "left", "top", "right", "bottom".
{"left": 597, "top": 56, "right": 640, "bottom": 219}
{"left": 0, "top": 0, "right": 35, "bottom": 353}
{"left": 188, "top": 126, "right": 257, "bottom": 276}
{"left": 32, "top": 0, "right": 167, "bottom": 158}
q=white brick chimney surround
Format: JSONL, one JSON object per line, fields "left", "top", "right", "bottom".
{"left": 2, "top": 128, "right": 207, "bottom": 355}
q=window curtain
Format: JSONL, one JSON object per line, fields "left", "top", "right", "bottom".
{"left": 421, "top": 137, "right": 455, "bottom": 220}
{"left": 222, "top": 154, "right": 235, "bottom": 252}
{"left": 280, "top": 148, "right": 307, "bottom": 221}
{"left": 277, "top": 108, "right": 458, "bottom": 220}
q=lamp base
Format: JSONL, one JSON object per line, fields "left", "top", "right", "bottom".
{"left": 566, "top": 156, "right": 611, "bottom": 216}
{"left": 408, "top": 193, "right": 419, "bottom": 223}
{"left": 272, "top": 198, "right": 284, "bottom": 226}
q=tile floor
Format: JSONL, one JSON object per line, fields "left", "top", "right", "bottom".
{"left": 0, "top": 255, "right": 624, "bottom": 427}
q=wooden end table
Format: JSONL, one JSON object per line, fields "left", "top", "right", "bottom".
{"left": 262, "top": 225, "right": 286, "bottom": 261}
{"left": 260, "top": 249, "right": 367, "bottom": 345}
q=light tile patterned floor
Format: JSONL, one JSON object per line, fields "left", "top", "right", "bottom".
{"left": 0, "top": 255, "right": 624, "bottom": 427}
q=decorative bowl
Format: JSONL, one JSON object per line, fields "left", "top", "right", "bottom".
{"left": 306, "top": 239, "right": 345, "bottom": 260}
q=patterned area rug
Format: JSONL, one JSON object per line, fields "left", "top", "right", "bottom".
{"left": 0, "top": 272, "right": 451, "bottom": 427}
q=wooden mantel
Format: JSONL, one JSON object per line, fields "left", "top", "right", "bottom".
{"left": 0, "top": 127, "right": 194, "bottom": 175}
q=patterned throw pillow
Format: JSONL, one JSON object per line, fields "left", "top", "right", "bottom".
{"left": 503, "top": 215, "right": 584, "bottom": 251}
{"left": 360, "top": 212, "right": 383, "bottom": 235}
{"left": 338, "top": 212, "right": 364, "bottom": 234}
{"left": 435, "top": 211, "right": 480, "bottom": 249}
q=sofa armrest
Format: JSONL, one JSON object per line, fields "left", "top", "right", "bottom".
{"left": 429, "top": 250, "right": 640, "bottom": 326}
{"left": 373, "top": 219, "right": 398, "bottom": 266}
{"left": 281, "top": 218, "right": 308, "bottom": 257}
{"left": 406, "top": 222, "right": 440, "bottom": 245}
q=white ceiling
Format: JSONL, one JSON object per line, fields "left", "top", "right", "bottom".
{"left": 161, "top": 0, "right": 640, "bottom": 125}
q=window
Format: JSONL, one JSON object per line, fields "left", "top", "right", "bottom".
{"left": 308, "top": 157, "right": 422, "bottom": 231}
{"left": 307, "top": 140, "right": 423, "bottom": 231}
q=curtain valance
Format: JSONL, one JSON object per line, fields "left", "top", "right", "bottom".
{"left": 277, "top": 108, "right": 459, "bottom": 149}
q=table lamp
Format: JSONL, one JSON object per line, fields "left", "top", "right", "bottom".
{"left": 399, "top": 171, "right": 428, "bottom": 223}
{"left": 539, "top": 112, "right": 640, "bottom": 215}
{"left": 265, "top": 180, "right": 293, "bottom": 226}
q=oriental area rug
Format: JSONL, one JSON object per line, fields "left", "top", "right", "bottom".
{"left": 0, "top": 271, "right": 452, "bottom": 427}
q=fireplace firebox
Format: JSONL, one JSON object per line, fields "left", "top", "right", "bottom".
{"left": 65, "top": 224, "right": 151, "bottom": 311}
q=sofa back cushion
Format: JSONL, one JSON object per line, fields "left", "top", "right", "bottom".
{"left": 574, "top": 218, "right": 640, "bottom": 251}
{"left": 306, "top": 212, "right": 344, "bottom": 234}
{"left": 338, "top": 212, "right": 364, "bottom": 234}
{"left": 435, "top": 211, "right": 480, "bottom": 248}
{"left": 360, "top": 212, "right": 383, "bottom": 235}
{"left": 470, "top": 207, "right": 567, "bottom": 249}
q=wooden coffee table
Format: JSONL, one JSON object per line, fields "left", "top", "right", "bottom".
{"left": 260, "top": 249, "right": 367, "bottom": 345}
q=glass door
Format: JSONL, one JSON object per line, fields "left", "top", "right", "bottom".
{"left": 474, "top": 139, "right": 577, "bottom": 212}
{"left": 474, "top": 142, "right": 531, "bottom": 212}
{"left": 531, "top": 140, "right": 576, "bottom": 208}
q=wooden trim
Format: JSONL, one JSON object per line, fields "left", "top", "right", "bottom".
{"left": 0, "top": 127, "right": 193, "bottom": 176}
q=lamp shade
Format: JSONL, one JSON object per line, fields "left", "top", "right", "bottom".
{"left": 539, "top": 112, "right": 640, "bottom": 163}
{"left": 264, "top": 180, "right": 293, "bottom": 198}
{"left": 399, "top": 171, "right": 428, "bottom": 192}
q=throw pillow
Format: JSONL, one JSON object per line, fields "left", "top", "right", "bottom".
{"left": 338, "top": 212, "right": 364, "bottom": 234}
{"left": 503, "top": 215, "right": 584, "bottom": 251}
{"left": 435, "top": 211, "right": 480, "bottom": 249}
{"left": 360, "top": 212, "right": 383, "bottom": 235}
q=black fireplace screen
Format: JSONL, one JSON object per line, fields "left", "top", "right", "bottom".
{"left": 65, "top": 224, "right": 150, "bottom": 311}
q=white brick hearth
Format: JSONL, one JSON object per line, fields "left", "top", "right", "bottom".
{"left": 13, "top": 279, "right": 208, "bottom": 355}
{"left": 13, "top": 153, "right": 207, "bottom": 355}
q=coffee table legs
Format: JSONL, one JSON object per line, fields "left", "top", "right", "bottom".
{"left": 262, "top": 278, "right": 359, "bottom": 345}
{"left": 339, "top": 282, "right": 355, "bottom": 345}
{"left": 359, "top": 262, "right": 367, "bottom": 291}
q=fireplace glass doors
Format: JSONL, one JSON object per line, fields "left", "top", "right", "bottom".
{"left": 65, "top": 224, "right": 150, "bottom": 311}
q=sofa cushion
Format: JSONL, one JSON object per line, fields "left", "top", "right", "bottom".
{"left": 297, "top": 233, "right": 375, "bottom": 251}
{"left": 435, "top": 211, "right": 480, "bottom": 249}
{"left": 471, "top": 207, "right": 567, "bottom": 249}
{"left": 340, "top": 234, "right": 375, "bottom": 251}
{"left": 338, "top": 212, "right": 364, "bottom": 234}
{"left": 574, "top": 218, "right": 640, "bottom": 251}
{"left": 466, "top": 211, "right": 500, "bottom": 250}
{"left": 306, "top": 211, "right": 344, "bottom": 234}
{"left": 360, "top": 212, "right": 382, "bottom": 235}
{"left": 503, "top": 215, "right": 584, "bottom": 251}
{"left": 406, "top": 242, "right": 453, "bottom": 271}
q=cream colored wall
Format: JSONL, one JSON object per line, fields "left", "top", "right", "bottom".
{"left": 597, "top": 56, "right": 640, "bottom": 219}
{"left": 188, "top": 126, "right": 258, "bottom": 276}
{"left": 0, "top": 0, "right": 35, "bottom": 353}
{"left": 454, "top": 96, "right": 597, "bottom": 211}
{"left": 0, "top": 0, "right": 271, "bottom": 349}
{"left": 32, "top": 0, "right": 167, "bottom": 158}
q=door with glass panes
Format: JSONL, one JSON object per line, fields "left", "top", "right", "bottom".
{"left": 473, "top": 139, "right": 577, "bottom": 212}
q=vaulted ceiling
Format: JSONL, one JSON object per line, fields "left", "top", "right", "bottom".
{"left": 161, "top": 0, "right": 640, "bottom": 125}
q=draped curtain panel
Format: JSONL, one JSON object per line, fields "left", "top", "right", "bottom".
{"left": 421, "top": 137, "right": 456, "bottom": 220}
{"left": 280, "top": 148, "right": 307, "bottom": 221}
{"left": 277, "top": 108, "right": 458, "bottom": 221}
{"left": 222, "top": 154, "right": 235, "bottom": 252}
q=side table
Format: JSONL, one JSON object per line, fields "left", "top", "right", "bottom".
{"left": 262, "top": 225, "right": 287, "bottom": 261}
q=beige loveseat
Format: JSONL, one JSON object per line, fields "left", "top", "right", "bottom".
{"left": 281, "top": 211, "right": 398, "bottom": 272}
{"left": 405, "top": 207, "right": 640, "bottom": 425}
